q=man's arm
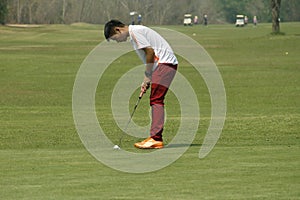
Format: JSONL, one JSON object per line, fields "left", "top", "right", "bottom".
{"left": 143, "top": 47, "right": 155, "bottom": 75}
{"left": 141, "top": 47, "right": 155, "bottom": 93}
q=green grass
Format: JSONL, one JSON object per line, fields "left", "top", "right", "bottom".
{"left": 0, "top": 23, "right": 299, "bottom": 199}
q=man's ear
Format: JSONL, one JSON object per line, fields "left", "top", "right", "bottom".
{"left": 114, "top": 27, "right": 121, "bottom": 34}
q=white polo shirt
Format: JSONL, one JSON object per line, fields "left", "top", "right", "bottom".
{"left": 129, "top": 25, "right": 178, "bottom": 70}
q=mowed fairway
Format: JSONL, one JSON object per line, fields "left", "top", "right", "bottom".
{"left": 0, "top": 23, "right": 299, "bottom": 199}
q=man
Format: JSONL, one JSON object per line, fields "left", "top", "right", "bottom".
{"left": 203, "top": 14, "right": 208, "bottom": 26}
{"left": 104, "top": 20, "right": 178, "bottom": 149}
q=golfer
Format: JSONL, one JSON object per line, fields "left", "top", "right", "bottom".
{"left": 104, "top": 20, "right": 178, "bottom": 149}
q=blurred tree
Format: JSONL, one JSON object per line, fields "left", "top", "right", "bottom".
{"left": 3, "top": 0, "right": 300, "bottom": 25}
{"left": 0, "top": 0, "right": 8, "bottom": 24}
{"left": 271, "top": 0, "right": 281, "bottom": 33}
{"left": 245, "top": 0, "right": 271, "bottom": 22}
{"left": 281, "top": 0, "right": 300, "bottom": 22}
{"left": 215, "top": 0, "right": 248, "bottom": 23}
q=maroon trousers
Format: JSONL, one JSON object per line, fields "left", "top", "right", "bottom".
{"left": 150, "top": 63, "right": 177, "bottom": 141}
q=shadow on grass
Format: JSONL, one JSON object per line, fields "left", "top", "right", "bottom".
{"left": 166, "top": 143, "right": 202, "bottom": 148}
{"left": 270, "top": 31, "right": 286, "bottom": 36}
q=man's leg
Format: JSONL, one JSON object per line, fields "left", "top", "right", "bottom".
{"left": 134, "top": 64, "right": 177, "bottom": 149}
{"left": 150, "top": 64, "right": 177, "bottom": 141}
{"left": 150, "top": 96, "right": 165, "bottom": 141}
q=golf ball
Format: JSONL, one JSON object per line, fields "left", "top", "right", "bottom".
{"left": 113, "top": 145, "right": 120, "bottom": 150}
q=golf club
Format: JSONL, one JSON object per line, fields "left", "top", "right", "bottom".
{"left": 114, "top": 91, "right": 144, "bottom": 149}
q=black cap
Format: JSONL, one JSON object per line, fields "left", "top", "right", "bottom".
{"left": 104, "top": 20, "right": 125, "bottom": 41}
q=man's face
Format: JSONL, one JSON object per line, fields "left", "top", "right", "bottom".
{"left": 110, "top": 28, "right": 128, "bottom": 42}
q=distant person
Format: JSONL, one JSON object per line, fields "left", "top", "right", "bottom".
{"left": 203, "top": 14, "right": 208, "bottom": 26}
{"left": 137, "top": 14, "right": 142, "bottom": 25}
{"left": 253, "top": 16, "right": 257, "bottom": 26}
{"left": 104, "top": 20, "right": 178, "bottom": 149}
{"left": 193, "top": 16, "right": 199, "bottom": 25}
{"left": 244, "top": 16, "right": 248, "bottom": 25}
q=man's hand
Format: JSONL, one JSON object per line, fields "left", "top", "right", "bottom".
{"left": 141, "top": 76, "right": 151, "bottom": 94}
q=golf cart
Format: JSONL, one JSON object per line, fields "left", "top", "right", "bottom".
{"left": 183, "top": 14, "right": 192, "bottom": 26}
{"left": 235, "top": 15, "right": 245, "bottom": 27}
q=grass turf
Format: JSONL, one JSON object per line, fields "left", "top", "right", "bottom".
{"left": 0, "top": 23, "right": 299, "bottom": 199}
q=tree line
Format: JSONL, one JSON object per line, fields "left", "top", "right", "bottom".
{"left": 0, "top": 0, "right": 299, "bottom": 26}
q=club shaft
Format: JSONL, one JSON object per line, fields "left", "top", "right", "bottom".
{"left": 118, "top": 92, "right": 143, "bottom": 146}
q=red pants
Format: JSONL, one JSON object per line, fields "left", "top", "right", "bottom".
{"left": 150, "top": 63, "right": 177, "bottom": 141}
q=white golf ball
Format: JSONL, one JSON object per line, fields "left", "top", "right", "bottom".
{"left": 285, "top": 52, "right": 289, "bottom": 55}
{"left": 113, "top": 145, "right": 120, "bottom": 150}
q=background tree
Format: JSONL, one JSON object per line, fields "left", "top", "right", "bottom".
{"left": 0, "top": 0, "right": 8, "bottom": 25}
{"left": 271, "top": 0, "right": 281, "bottom": 33}
{"left": 3, "top": 0, "right": 300, "bottom": 25}
{"left": 245, "top": 0, "right": 271, "bottom": 22}
{"left": 280, "top": 0, "right": 300, "bottom": 22}
{"left": 215, "top": 0, "right": 248, "bottom": 23}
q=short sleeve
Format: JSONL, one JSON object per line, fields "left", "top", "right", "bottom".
{"left": 130, "top": 29, "right": 151, "bottom": 49}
